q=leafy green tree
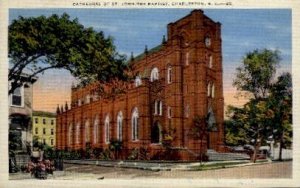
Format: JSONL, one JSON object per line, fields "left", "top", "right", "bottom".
{"left": 226, "top": 100, "right": 274, "bottom": 162}
{"left": 9, "top": 13, "right": 127, "bottom": 94}
{"left": 229, "top": 49, "right": 292, "bottom": 162}
{"left": 224, "top": 118, "right": 247, "bottom": 146}
{"left": 233, "top": 49, "right": 281, "bottom": 99}
{"left": 268, "top": 72, "right": 292, "bottom": 160}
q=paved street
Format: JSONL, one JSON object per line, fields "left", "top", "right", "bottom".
{"left": 9, "top": 161, "right": 292, "bottom": 180}
{"left": 57, "top": 161, "right": 292, "bottom": 179}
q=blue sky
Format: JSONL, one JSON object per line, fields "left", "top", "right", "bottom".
{"left": 9, "top": 9, "right": 292, "bottom": 111}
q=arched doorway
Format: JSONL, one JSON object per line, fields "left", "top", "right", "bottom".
{"left": 151, "top": 121, "right": 161, "bottom": 144}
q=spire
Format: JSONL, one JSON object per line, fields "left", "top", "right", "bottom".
{"left": 65, "top": 101, "right": 69, "bottom": 111}
{"left": 162, "top": 35, "right": 166, "bottom": 45}
{"left": 60, "top": 105, "right": 64, "bottom": 113}
{"left": 130, "top": 52, "right": 134, "bottom": 62}
{"left": 144, "top": 45, "right": 148, "bottom": 55}
{"left": 56, "top": 105, "right": 60, "bottom": 114}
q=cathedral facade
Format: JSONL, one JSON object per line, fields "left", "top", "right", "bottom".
{"left": 56, "top": 10, "right": 225, "bottom": 160}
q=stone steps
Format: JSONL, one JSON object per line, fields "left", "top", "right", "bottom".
{"left": 207, "top": 149, "right": 250, "bottom": 161}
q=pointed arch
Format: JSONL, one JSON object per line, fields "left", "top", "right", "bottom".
{"left": 150, "top": 67, "right": 159, "bottom": 82}
{"left": 151, "top": 121, "right": 162, "bottom": 144}
{"left": 207, "top": 82, "right": 211, "bottom": 97}
{"left": 104, "top": 115, "right": 110, "bottom": 144}
{"left": 84, "top": 119, "right": 90, "bottom": 144}
{"left": 207, "top": 107, "right": 217, "bottom": 131}
{"left": 68, "top": 123, "right": 73, "bottom": 146}
{"left": 167, "top": 66, "right": 172, "bottom": 84}
{"left": 135, "top": 76, "right": 142, "bottom": 87}
{"left": 76, "top": 122, "right": 80, "bottom": 144}
{"left": 211, "top": 83, "right": 215, "bottom": 98}
{"left": 93, "top": 115, "right": 99, "bottom": 144}
{"left": 117, "top": 111, "right": 123, "bottom": 141}
{"left": 131, "top": 107, "right": 139, "bottom": 141}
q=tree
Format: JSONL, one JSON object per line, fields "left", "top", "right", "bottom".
{"left": 187, "top": 115, "right": 208, "bottom": 163}
{"left": 9, "top": 13, "right": 127, "bottom": 94}
{"left": 226, "top": 100, "right": 274, "bottom": 162}
{"left": 224, "top": 118, "right": 247, "bottom": 147}
{"left": 233, "top": 49, "right": 281, "bottom": 99}
{"left": 229, "top": 49, "right": 292, "bottom": 162}
{"left": 268, "top": 72, "right": 292, "bottom": 160}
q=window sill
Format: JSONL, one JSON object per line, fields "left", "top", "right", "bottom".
{"left": 150, "top": 143, "right": 162, "bottom": 146}
{"left": 10, "top": 104, "right": 24, "bottom": 108}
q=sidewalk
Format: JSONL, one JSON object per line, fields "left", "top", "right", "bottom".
{"left": 10, "top": 159, "right": 290, "bottom": 180}
{"left": 9, "top": 171, "right": 66, "bottom": 180}
{"left": 64, "top": 159, "right": 269, "bottom": 171}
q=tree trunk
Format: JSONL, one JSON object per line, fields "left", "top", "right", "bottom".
{"left": 252, "top": 135, "right": 261, "bottom": 163}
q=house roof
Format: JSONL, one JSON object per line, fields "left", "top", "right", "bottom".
{"left": 32, "top": 111, "right": 56, "bottom": 118}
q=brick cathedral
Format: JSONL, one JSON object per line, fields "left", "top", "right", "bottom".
{"left": 56, "top": 10, "right": 225, "bottom": 160}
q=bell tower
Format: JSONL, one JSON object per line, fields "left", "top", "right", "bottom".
{"left": 166, "top": 9, "right": 224, "bottom": 152}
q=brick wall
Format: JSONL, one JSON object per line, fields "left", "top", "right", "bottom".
{"left": 56, "top": 9, "right": 224, "bottom": 160}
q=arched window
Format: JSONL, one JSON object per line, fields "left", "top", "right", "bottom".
{"left": 207, "top": 107, "right": 217, "bottom": 131}
{"left": 85, "top": 119, "right": 90, "bottom": 143}
{"left": 151, "top": 121, "right": 161, "bottom": 144}
{"left": 154, "top": 100, "right": 163, "bottom": 116}
{"left": 157, "top": 101, "right": 162, "bottom": 115}
{"left": 209, "top": 55, "right": 213, "bottom": 68}
{"left": 117, "top": 111, "right": 123, "bottom": 141}
{"left": 167, "top": 66, "right": 172, "bottom": 84}
{"left": 105, "top": 115, "right": 110, "bottom": 144}
{"left": 211, "top": 83, "right": 215, "bottom": 98}
{"left": 150, "top": 67, "right": 159, "bottom": 82}
{"left": 132, "top": 107, "right": 139, "bottom": 141}
{"left": 207, "top": 82, "right": 211, "bottom": 97}
{"left": 167, "top": 106, "right": 172, "bottom": 119}
{"left": 85, "top": 95, "right": 90, "bottom": 104}
{"left": 93, "top": 116, "right": 99, "bottom": 144}
{"left": 185, "top": 105, "right": 190, "bottom": 118}
{"left": 186, "top": 52, "right": 189, "bottom": 65}
{"left": 135, "top": 76, "right": 142, "bottom": 87}
{"left": 76, "top": 122, "right": 80, "bottom": 144}
{"left": 68, "top": 123, "right": 73, "bottom": 146}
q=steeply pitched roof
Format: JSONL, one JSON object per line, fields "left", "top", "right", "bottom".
{"left": 129, "top": 44, "right": 163, "bottom": 65}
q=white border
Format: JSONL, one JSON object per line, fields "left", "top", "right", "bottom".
{"left": 0, "top": 0, "right": 299, "bottom": 187}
